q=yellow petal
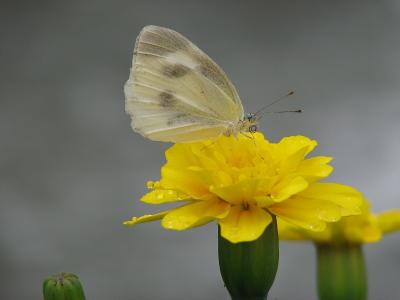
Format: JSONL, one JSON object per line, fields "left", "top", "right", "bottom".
{"left": 161, "top": 167, "right": 209, "bottom": 198}
{"left": 297, "top": 156, "right": 333, "bottom": 182}
{"left": 298, "top": 183, "right": 363, "bottom": 216}
{"left": 342, "top": 217, "right": 382, "bottom": 244}
{"left": 270, "top": 193, "right": 348, "bottom": 232}
{"left": 164, "top": 143, "right": 198, "bottom": 168}
{"left": 219, "top": 205, "right": 272, "bottom": 243}
{"left": 278, "top": 219, "right": 333, "bottom": 243}
{"left": 272, "top": 176, "right": 309, "bottom": 202}
{"left": 361, "top": 225, "right": 382, "bottom": 243}
{"left": 377, "top": 210, "right": 400, "bottom": 235}
{"left": 141, "top": 189, "right": 188, "bottom": 204}
{"left": 275, "top": 136, "right": 317, "bottom": 159}
{"left": 210, "top": 178, "right": 276, "bottom": 205}
{"left": 123, "top": 210, "right": 169, "bottom": 226}
{"left": 162, "top": 198, "right": 230, "bottom": 230}
{"left": 278, "top": 146, "right": 311, "bottom": 175}
{"left": 254, "top": 195, "right": 275, "bottom": 208}
{"left": 277, "top": 219, "right": 308, "bottom": 240}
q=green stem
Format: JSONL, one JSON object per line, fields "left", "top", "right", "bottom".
{"left": 43, "top": 272, "right": 86, "bottom": 300}
{"left": 218, "top": 215, "right": 279, "bottom": 300}
{"left": 316, "top": 243, "right": 367, "bottom": 300}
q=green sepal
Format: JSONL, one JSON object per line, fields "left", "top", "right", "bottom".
{"left": 218, "top": 215, "right": 279, "bottom": 300}
{"left": 43, "top": 272, "right": 86, "bottom": 300}
{"left": 316, "top": 244, "right": 367, "bottom": 300}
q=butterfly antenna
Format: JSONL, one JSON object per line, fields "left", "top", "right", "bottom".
{"left": 255, "top": 91, "right": 294, "bottom": 116}
{"left": 264, "top": 109, "right": 303, "bottom": 114}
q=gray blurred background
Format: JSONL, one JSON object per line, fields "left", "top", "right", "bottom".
{"left": 1, "top": 0, "right": 399, "bottom": 299}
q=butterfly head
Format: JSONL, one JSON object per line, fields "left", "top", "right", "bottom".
{"left": 243, "top": 113, "right": 258, "bottom": 133}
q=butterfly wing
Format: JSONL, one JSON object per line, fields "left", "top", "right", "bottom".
{"left": 124, "top": 25, "right": 244, "bottom": 142}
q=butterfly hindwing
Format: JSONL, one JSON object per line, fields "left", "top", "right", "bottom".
{"left": 124, "top": 25, "right": 244, "bottom": 142}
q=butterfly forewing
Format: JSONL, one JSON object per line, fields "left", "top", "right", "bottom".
{"left": 124, "top": 25, "right": 244, "bottom": 142}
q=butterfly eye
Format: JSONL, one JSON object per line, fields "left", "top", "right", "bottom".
{"left": 246, "top": 113, "right": 256, "bottom": 121}
{"left": 249, "top": 125, "right": 257, "bottom": 133}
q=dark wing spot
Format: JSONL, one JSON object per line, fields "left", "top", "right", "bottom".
{"left": 194, "top": 55, "right": 237, "bottom": 101}
{"left": 159, "top": 92, "right": 176, "bottom": 107}
{"left": 163, "top": 64, "right": 190, "bottom": 78}
{"left": 197, "top": 65, "right": 225, "bottom": 88}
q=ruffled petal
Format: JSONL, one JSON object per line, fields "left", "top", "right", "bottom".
{"left": 162, "top": 198, "right": 230, "bottom": 230}
{"left": 210, "top": 178, "right": 276, "bottom": 205}
{"left": 297, "top": 183, "right": 363, "bottom": 216}
{"left": 219, "top": 205, "right": 272, "bottom": 243}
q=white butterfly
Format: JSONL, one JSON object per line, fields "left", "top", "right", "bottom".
{"left": 124, "top": 25, "right": 259, "bottom": 143}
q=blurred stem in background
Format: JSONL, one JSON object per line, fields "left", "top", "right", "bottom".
{"left": 317, "top": 243, "right": 366, "bottom": 300}
{"left": 218, "top": 216, "right": 279, "bottom": 300}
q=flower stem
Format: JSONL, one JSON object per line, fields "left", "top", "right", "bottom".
{"left": 218, "top": 216, "right": 279, "bottom": 300}
{"left": 43, "top": 272, "right": 86, "bottom": 300}
{"left": 316, "top": 243, "right": 367, "bottom": 300}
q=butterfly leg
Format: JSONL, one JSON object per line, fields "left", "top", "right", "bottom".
{"left": 239, "top": 132, "right": 254, "bottom": 139}
{"left": 200, "top": 140, "right": 218, "bottom": 151}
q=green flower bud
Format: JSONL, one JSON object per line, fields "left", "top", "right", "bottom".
{"left": 43, "top": 272, "right": 86, "bottom": 300}
{"left": 316, "top": 244, "right": 367, "bottom": 300}
{"left": 218, "top": 215, "right": 279, "bottom": 300}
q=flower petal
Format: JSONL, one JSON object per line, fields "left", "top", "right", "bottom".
{"left": 340, "top": 215, "right": 379, "bottom": 243}
{"left": 298, "top": 183, "right": 363, "bottom": 216}
{"left": 164, "top": 143, "right": 199, "bottom": 168}
{"left": 219, "top": 205, "right": 272, "bottom": 243}
{"left": 279, "top": 146, "right": 312, "bottom": 175}
{"left": 272, "top": 176, "right": 309, "bottom": 202}
{"left": 162, "top": 198, "right": 230, "bottom": 230}
{"left": 141, "top": 189, "right": 189, "bottom": 204}
{"left": 297, "top": 156, "right": 333, "bottom": 182}
{"left": 210, "top": 178, "right": 276, "bottom": 205}
{"left": 277, "top": 219, "right": 309, "bottom": 240}
{"left": 124, "top": 210, "right": 169, "bottom": 226}
{"left": 270, "top": 195, "right": 342, "bottom": 232}
{"left": 377, "top": 210, "right": 400, "bottom": 235}
{"left": 275, "top": 136, "right": 317, "bottom": 159}
{"left": 160, "top": 167, "right": 210, "bottom": 198}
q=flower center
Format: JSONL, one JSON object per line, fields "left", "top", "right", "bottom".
{"left": 241, "top": 201, "right": 250, "bottom": 210}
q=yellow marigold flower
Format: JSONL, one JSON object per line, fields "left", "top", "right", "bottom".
{"left": 125, "top": 133, "right": 363, "bottom": 243}
{"left": 278, "top": 198, "right": 400, "bottom": 244}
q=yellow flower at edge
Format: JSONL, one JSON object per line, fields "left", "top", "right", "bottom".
{"left": 124, "top": 133, "right": 364, "bottom": 243}
{"left": 278, "top": 198, "right": 400, "bottom": 244}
